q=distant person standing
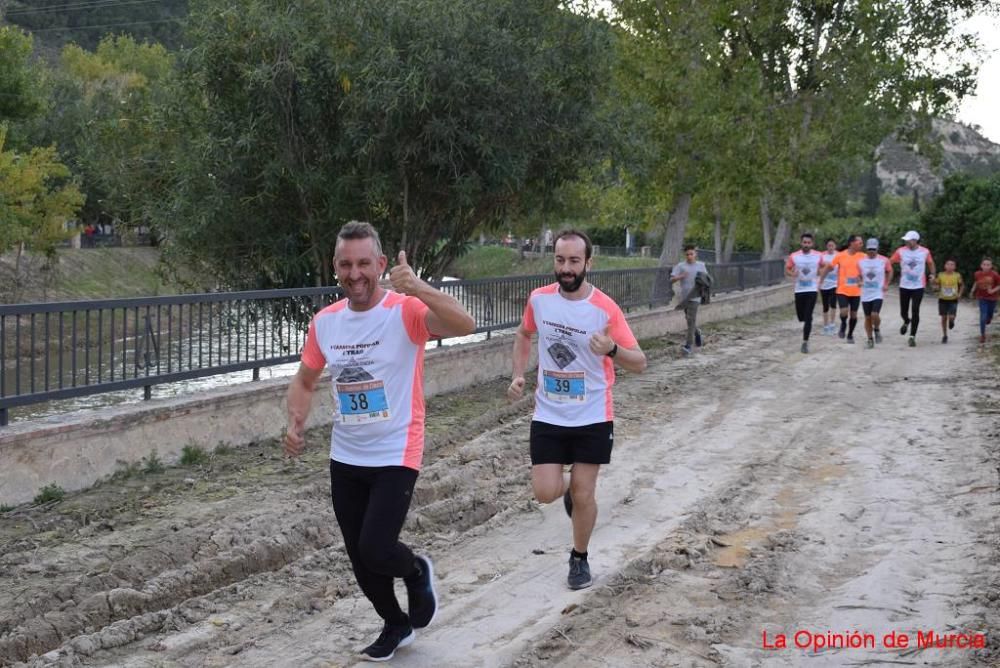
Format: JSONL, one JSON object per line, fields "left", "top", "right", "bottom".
{"left": 971, "top": 257, "right": 1000, "bottom": 346}
{"left": 671, "top": 245, "right": 709, "bottom": 355}
{"left": 819, "top": 235, "right": 865, "bottom": 344}
{"left": 785, "top": 233, "right": 824, "bottom": 353}
{"left": 858, "top": 238, "right": 893, "bottom": 348}
{"left": 820, "top": 238, "right": 840, "bottom": 335}
{"left": 932, "top": 259, "right": 964, "bottom": 344}
{"left": 890, "top": 230, "right": 936, "bottom": 347}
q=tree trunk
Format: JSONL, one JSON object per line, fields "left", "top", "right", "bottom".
{"left": 652, "top": 192, "right": 692, "bottom": 303}
{"left": 713, "top": 200, "right": 723, "bottom": 261}
{"left": 722, "top": 218, "right": 737, "bottom": 263}
{"left": 765, "top": 215, "right": 791, "bottom": 260}
{"left": 657, "top": 192, "right": 692, "bottom": 267}
{"left": 760, "top": 195, "right": 773, "bottom": 256}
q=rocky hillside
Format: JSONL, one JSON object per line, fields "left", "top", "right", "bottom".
{"left": 877, "top": 118, "right": 1000, "bottom": 197}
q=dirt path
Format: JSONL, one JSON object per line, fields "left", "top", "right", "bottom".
{"left": 3, "top": 297, "right": 998, "bottom": 667}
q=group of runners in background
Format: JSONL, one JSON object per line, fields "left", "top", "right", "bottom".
{"left": 785, "top": 230, "right": 1000, "bottom": 351}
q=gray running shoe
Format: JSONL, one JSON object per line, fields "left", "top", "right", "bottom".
{"left": 846, "top": 337, "right": 855, "bottom": 344}
{"left": 866, "top": 338, "right": 874, "bottom": 349}
{"left": 908, "top": 336, "right": 916, "bottom": 347}
{"left": 567, "top": 555, "right": 592, "bottom": 590}
{"left": 800, "top": 341, "right": 808, "bottom": 354}
{"left": 874, "top": 331, "right": 883, "bottom": 344}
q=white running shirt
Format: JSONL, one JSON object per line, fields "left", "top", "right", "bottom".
{"left": 820, "top": 251, "right": 838, "bottom": 290}
{"left": 301, "top": 291, "right": 432, "bottom": 470}
{"left": 786, "top": 250, "right": 824, "bottom": 293}
{"left": 890, "top": 246, "right": 934, "bottom": 289}
{"left": 859, "top": 255, "right": 890, "bottom": 303}
{"left": 521, "top": 284, "right": 638, "bottom": 427}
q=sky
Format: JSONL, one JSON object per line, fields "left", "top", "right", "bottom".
{"left": 956, "top": 13, "right": 1000, "bottom": 144}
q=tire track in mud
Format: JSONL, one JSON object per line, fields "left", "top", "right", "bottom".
{"left": 3, "top": 308, "right": 790, "bottom": 667}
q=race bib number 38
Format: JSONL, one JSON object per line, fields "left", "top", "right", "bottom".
{"left": 336, "top": 380, "right": 391, "bottom": 424}
{"left": 542, "top": 370, "right": 585, "bottom": 403}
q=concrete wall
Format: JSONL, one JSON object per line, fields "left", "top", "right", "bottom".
{"left": 0, "top": 284, "right": 791, "bottom": 505}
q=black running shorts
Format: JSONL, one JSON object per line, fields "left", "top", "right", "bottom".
{"left": 837, "top": 294, "right": 860, "bottom": 311}
{"left": 820, "top": 287, "right": 837, "bottom": 311}
{"left": 862, "top": 299, "right": 883, "bottom": 316}
{"left": 938, "top": 300, "right": 958, "bottom": 317}
{"left": 529, "top": 420, "right": 613, "bottom": 465}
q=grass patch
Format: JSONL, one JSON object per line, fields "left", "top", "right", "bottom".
{"left": 180, "top": 444, "right": 210, "bottom": 467}
{"left": 0, "top": 504, "right": 15, "bottom": 513}
{"left": 213, "top": 442, "right": 235, "bottom": 456}
{"left": 142, "top": 450, "right": 165, "bottom": 475}
{"left": 446, "top": 246, "right": 659, "bottom": 280}
{"left": 33, "top": 483, "right": 66, "bottom": 505}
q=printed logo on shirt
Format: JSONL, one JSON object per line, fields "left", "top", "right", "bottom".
{"left": 547, "top": 341, "right": 577, "bottom": 369}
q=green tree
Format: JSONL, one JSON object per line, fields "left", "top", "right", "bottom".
{"left": 920, "top": 174, "right": 1000, "bottom": 276}
{"left": 156, "top": 0, "right": 615, "bottom": 288}
{"left": 0, "top": 26, "right": 46, "bottom": 124}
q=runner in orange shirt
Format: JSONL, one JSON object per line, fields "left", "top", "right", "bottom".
{"left": 819, "top": 235, "right": 864, "bottom": 343}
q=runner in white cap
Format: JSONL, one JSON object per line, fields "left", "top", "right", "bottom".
{"left": 890, "top": 230, "right": 936, "bottom": 347}
{"left": 858, "top": 238, "right": 893, "bottom": 348}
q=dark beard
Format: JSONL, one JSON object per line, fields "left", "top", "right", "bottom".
{"left": 556, "top": 271, "right": 585, "bottom": 293}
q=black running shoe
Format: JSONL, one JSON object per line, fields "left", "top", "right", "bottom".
{"left": 567, "top": 555, "right": 592, "bottom": 590}
{"left": 694, "top": 329, "right": 703, "bottom": 347}
{"left": 563, "top": 488, "right": 573, "bottom": 518}
{"left": 949, "top": 318, "right": 955, "bottom": 330}
{"left": 942, "top": 335, "right": 948, "bottom": 344}
{"left": 899, "top": 322, "right": 908, "bottom": 335}
{"left": 404, "top": 555, "right": 438, "bottom": 629}
{"left": 908, "top": 336, "right": 916, "bottom": 347}
{"left": 838, "top": 324, "right": 846, "bottom": 339}
{"left": 846, "top": 337, "right": 855, "bottom": 344}
{"left": 361, "top": 622, "right": 414, "bottom": 662}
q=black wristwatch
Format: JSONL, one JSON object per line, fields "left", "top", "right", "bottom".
{"left": 606, "top": 343, "right": 619, "bottom": 358}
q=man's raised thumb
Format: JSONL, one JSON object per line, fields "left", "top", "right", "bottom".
{"left": 397, "top": 250, "right": 408, "bottom": 267}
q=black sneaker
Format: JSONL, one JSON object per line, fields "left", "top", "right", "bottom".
{"left": 908, "top": 336, "right": 916, "bottom": 347}
{"left": 874, "top": 331, "right": 883, "bottom": 344}
{"left": 800, "top": 341, "right": 808, "bottom": 354}
{"left": 846, "top": 337, "right": 855, "bottom": 344}
{"left": 694, "top": 329, "right": 703, "bottom": 347}
{"left": 900, "top": 322, "right": 909, "bottom": 335}
{"left": 838, "top": 324, "right": 846, "bottom": 339}
{"left": 361, "top": 622, "right": 414, "bottom": 662}
{"left": 567, "top": 554, "right": 592, "bottom": 590}
{"left": 949, "top": 319, "right": 955, "bottom": 330}
{"left": 942, "top": 335, "right": 948, "bottom": 344}
{"left": 404, "top": 555, "right": 438, "bottom": 629}
{"left": 563, "top": 488, "right": 573, "bottom": 518}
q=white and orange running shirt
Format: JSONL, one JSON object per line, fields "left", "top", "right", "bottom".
{"left": 820, "top": 251, "right": 838, "bottom": 290}
{"left": 786, "top": 250, "right": 824, "bottom": 293}
{"left": 858, "top": 255, "right": 890, "bottom": 302}
{"left": 301, "top": 291, "right": 432, "bottom": 471}
{"left": 521, "top": 284, "right": 638, "bottom": 427}
{"left": 890, "top": 245, "right": 934, "bottom": 289}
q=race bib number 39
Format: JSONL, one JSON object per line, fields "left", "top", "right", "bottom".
{"left": 336, "top": 380, "right": 391, "bottom": 424}
{"left": 542, "top": 370, "right": 586, "bottom": 403}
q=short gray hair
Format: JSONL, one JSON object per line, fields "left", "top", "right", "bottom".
{"left": 336, "top": 221, "right": 383, "bottom": 258}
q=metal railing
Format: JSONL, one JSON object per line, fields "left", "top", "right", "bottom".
{"left": 0, "top": 260, "right": 785, "bottom": 425}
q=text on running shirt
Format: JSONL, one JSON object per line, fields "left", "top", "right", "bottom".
{"left": 890, "top": 246, "right": 934, "bottom": 289}
{"left": 858, "top": 255, "right": 890, "bottom": 303}
{"left": 786, "top": 250, "right": 824, "bottom": 293}
{"left": 521, "top": 284, "right": 638, "bottom": 427}
{"left": 301, "top": 291, "right": 432, "bottom": 470}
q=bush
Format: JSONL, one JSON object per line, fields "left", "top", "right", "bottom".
{"left": 33, "top": 483, "right": 65, "bottom": 505}
{"left": 180, "top": 445, "right": 209, "bottom": 466}
{"left": 921, "top": 174, "right": 1000, "bottom": 276}
{"left": 142, "top": 450, "right": 165, "bottom": 475}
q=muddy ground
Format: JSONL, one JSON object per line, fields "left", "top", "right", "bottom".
{"left": 2, "top": 298, "right": 998, "bottom": 667}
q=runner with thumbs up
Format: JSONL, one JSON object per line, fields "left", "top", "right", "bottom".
{"left": 509, "top": 229, "right": 646, "bottom": 591}
{"left": 284, "top": 221, "right": 474, "bottom": 661}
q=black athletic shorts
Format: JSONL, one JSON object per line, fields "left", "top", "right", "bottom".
{"left": 938, "top": 300, "right": 958, "bottom": 317}
{"left": 862, "top": 299, "right": 883, "bottom": 316}
{"left": 529, "top": 420, "right": 613, "bottom": 465}
{"left": 795, "top": 292, "right": 818, "bottom": 322}
{"left": 837, "top": 294, "right": 861, "bottom": 311}
{"left": 820, "top": 287, "right": 837, "bottom": 311}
